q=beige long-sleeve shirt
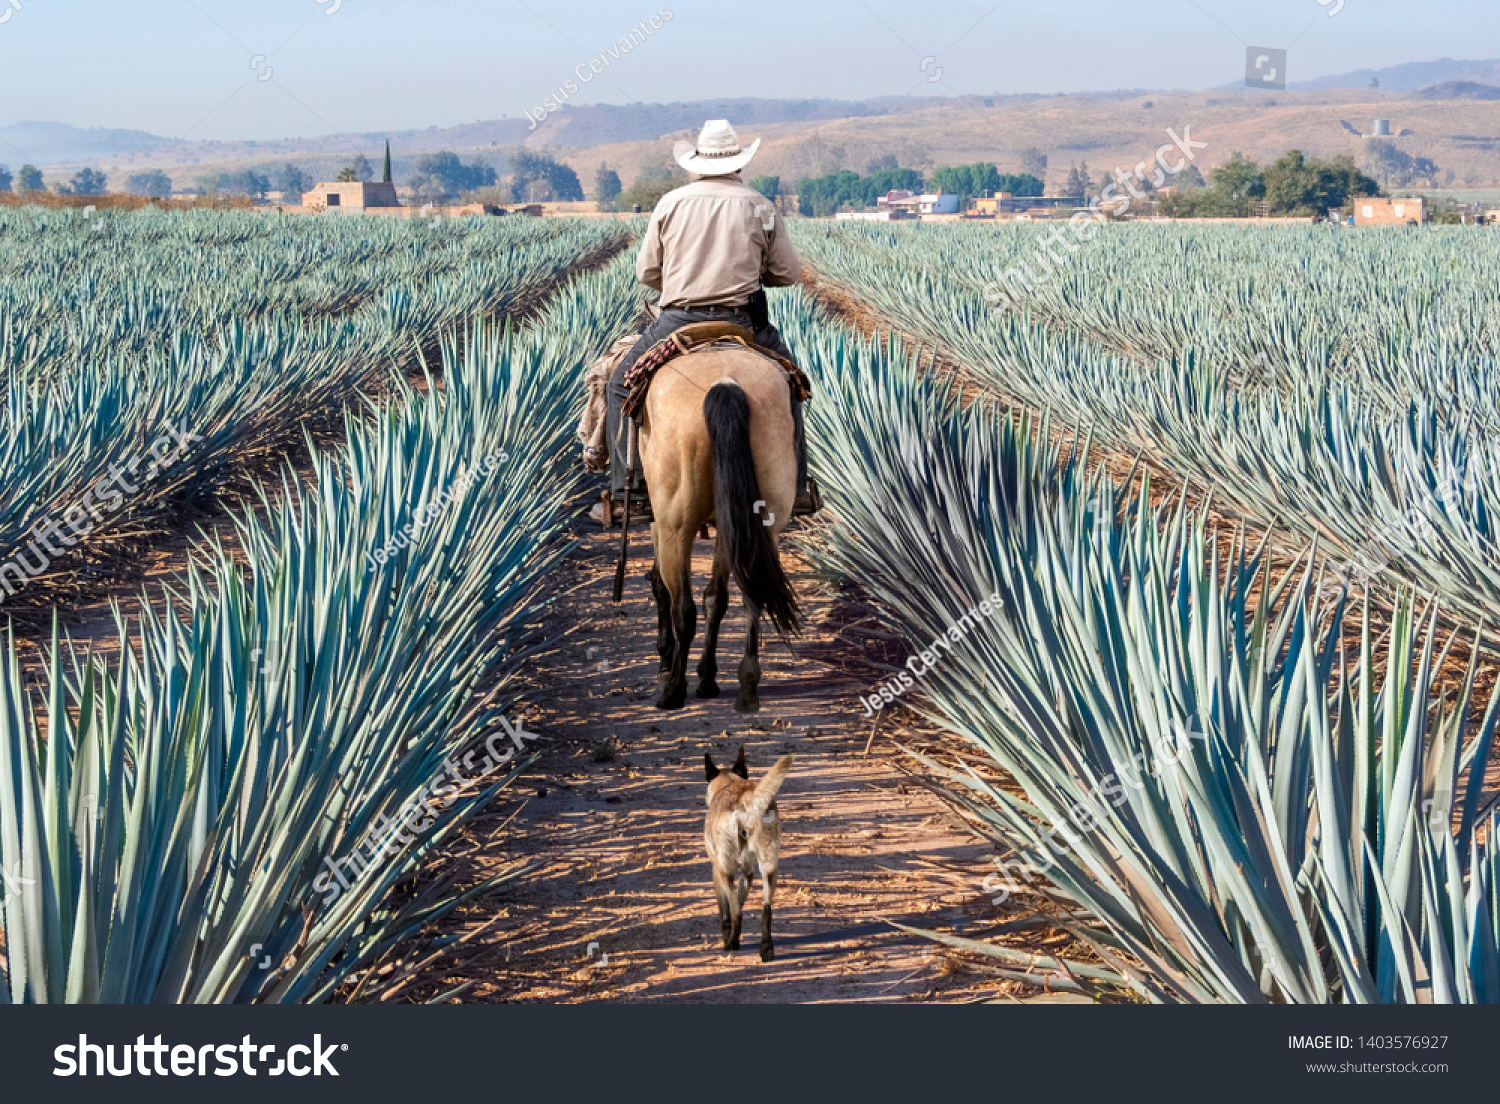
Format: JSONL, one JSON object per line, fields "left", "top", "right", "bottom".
{"left": 635, "top": 174, "right": 802, "bottom": 308}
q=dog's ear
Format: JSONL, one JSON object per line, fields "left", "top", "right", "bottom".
{"left": 732, "top": 746, "right": 749, "bottom": 779}
{"left": 705, "top": 753, "right": 719, "bottom": 781}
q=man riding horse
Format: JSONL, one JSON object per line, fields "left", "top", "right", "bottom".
{"left": 592, "top": 119, "right": 817, "bottom": 525}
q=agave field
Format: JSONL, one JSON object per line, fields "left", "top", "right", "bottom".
{"left": 0, "top": 210, "right": 629, "bottom": 611}
{"left": 0, "top": 208, "right": 640, "bottom": 1001}
{"left": 3, "top": 206, "right": 1497, "bottom": 1006}
{"left": 794, "top": 221, "right": 1500, "bottom": 638}
{"left": 779, "top": 222, "right": 1500, "bottom": 1003}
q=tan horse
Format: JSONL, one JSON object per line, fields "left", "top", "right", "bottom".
{"left": 638, "top": 345, "right": 801, "bottom": 711}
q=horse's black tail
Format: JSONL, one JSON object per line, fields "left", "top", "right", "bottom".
{"left": 703, "top": 380, "right": 800, "bottom": 636}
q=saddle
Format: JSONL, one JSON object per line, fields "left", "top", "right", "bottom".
{"left": 620, "top": 322, "right": 813, "bottom": 420}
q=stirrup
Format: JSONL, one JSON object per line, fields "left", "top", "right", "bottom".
{"left": 792, "top": 478, "right": 824, "bottom": 517}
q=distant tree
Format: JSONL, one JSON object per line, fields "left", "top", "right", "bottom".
{"left": 275, "top": 164, "right": 310, "bottom": 198}
{"left": 0, "top": 164, "right": 11, "bottom": 193}
{"left": 615, "top": 178, "right": 679, "bottom": 212}
{"left": 1018, "top": 147, "right": 1049, "bottom": 185}
{"left": 412, "top": 151, "right": 498, "bottom": 201}
{"left": 634, "top": 157, "right": 682, "bottom": 184}
{"left": 1411, "top": 155, "right": 1441, "bottom": 187}
{"left": 215, "top": 169, "right": 270, "bottom": 199}
{"left": 994, "top": 172, "right": 1044, "bottom": 197}
{"left": 1063, "top": 161, "right": 1091, "bottom": 197}
{"left": 124, "top": 169, "right": 173, "bottom": 199}
{"left": 747, "top": 174, "right": 781, "bottom": 199}
{"left": 865, "top": 153, "right": 898, "bottom": 174}
{"left": 1364, "top": 138, "right": 1413, "bottom": 186}
{"left": 15, "top": 165, "right": 44, "bottom": 193}
{"left": 1370, "top": 76, "right": 1381, "bottom": 89}
{"left": 595, "top": 162, "right": 623, "bottom": 203}
{"left": 616, "top": 160, "right": 689, "bottom": 211}
{"left": 195, "top": 173, "right": 223, "bottom": 197}
{"left": 1211, "top": 153, "right": 1265, "bottom": 201}
{"left": 382, "top": 141, "right": 393, "bottom": 184}
{"left": 335, "top": 167, "right": 359, "bottom": 183}
{"left": 928, "top": 163, "right": 1002, "bottom": 207}
{"left": 507, "top": 150, "right": 581, "bottom": 203}
{"left": 1159, "top": 150, "right": 1374, "bottom": 218}
{"left": 795, "top": 167, "right": 924, "bottom": 216}
{"left": 796, "top": 170, "right": 865, "bottom": 216}
{"left": 61, "top": 167, "right": 108, "bottom": 196}
{"left": 1177, "top": 163, "right": 1207, "bottom": 190}
{"left": 866, "top": 167, "right": 922, "bottom": 195}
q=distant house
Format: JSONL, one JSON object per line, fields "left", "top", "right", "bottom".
{"left": 878, "top": 189, "right": 917, "bottom": 210}
{"left": 300, "top": 181, "right": 400, "bottom": 211}
{"left": 918, "top": 191, "right": 958, "bottom": 215}
{"left": 835, "top": 209, "right": 912, "bottom": 221}
{"left": 1354, "top": 197, "right": 1426, "bottom": 225}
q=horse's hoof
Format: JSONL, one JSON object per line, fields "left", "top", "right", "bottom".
{"left": 734, "top": 697, "right": 761, "bottom": 714}
{"left": 761, "top": 944, "right": 775, "bottom": 963}
{"left": 696, "top": 681, "right": 721, "bottom": 699}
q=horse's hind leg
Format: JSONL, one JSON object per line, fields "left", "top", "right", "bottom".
{"left": 697, "top": 554, "right": 729, "bottom": 698}
{"left": 736, "top": 599, "right": 763, "bottom": 713}
{"left": 654, "top": 525, "right": 697, "bottom": 710}
{"left": 650, "top": 563, "right": 671, "bottom": 675}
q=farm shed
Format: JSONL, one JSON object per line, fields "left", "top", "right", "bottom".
{"left": 1354, "top": 197, "right": 1427, "bottom": 225}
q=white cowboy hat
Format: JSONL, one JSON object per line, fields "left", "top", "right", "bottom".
{"left": 673, "top": 119, "right": 761, "bottom": 176}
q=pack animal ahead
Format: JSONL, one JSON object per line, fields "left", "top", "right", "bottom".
{"left": 593, "top": 119, "right": 816, "bottom": 711}
{"left": 704, "top": 747, "right": 794, "bottom": 962}
{"left": 637, "top": 330, "right": 802, "bottom": 710}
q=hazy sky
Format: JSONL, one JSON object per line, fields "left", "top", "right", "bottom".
{"left": 0, "top": 0, "right": 1493, "bottom": 140}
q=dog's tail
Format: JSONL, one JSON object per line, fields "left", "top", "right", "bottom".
{"left": 745, "top": 755, "right": 794, "bottom": 823}
{"left": 703, "top": 379, "right": 800, "bottom": 636}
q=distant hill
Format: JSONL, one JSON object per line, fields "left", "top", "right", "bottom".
{"left": 0, "top": 121, "right": 173, "bottom": 166}
{"left": 385, "top": 97, "right": 928, "bottom": 151}
{"left": 15, "top": 75, "right": 1500, "bottom": 193}
{"left": 1285, "top": 57, "right": 1500, "bottom": 93}
{"left": 1418, "top": 81, "right": 1500, "bottom": 101}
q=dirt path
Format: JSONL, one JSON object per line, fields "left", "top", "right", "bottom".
{"left": 395, "top": 510, "right": 1023, "bottom": 1004}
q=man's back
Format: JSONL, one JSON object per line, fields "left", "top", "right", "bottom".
{"left": 636, "top": 175, "right": 801, "bottom": 308}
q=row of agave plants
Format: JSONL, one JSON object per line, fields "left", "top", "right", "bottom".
{"left": 0, "top": 252, "right": 646, "bottom": 1002}
{"left": 797, "top": 220, "right": 1500, "bottom": 425}
{"left": 791, "top": 222, "right": 1500, "bottom": 642}
{"left": 0, "top": 212, "right": 630, "bottom": 610}
{"left": 0, "top": 208, "right": 592, "bottom": 368}
{"left": 778, "top": 288, "right": 1500, "bottom": 1002}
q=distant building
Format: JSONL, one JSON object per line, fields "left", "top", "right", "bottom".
{"left": 918, "top": 191, "right": 958, "bottom": 215}
{"left": 877, "top": 189, "right": 916, "bottom": 209}
{"left": 300, "top": 181, "right": 400, "bottom": 211}
{"left": 1354, "top": 197, "right": 1426, "bottom": 225}
{"left": 835, "top": 209, "right": 913, "bottom": 221}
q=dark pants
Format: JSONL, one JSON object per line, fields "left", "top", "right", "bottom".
{"left": 606, "top": 306, "right": 807, "bottom": 497}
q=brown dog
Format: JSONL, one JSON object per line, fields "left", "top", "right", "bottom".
{"left": 704, "top": 747, "right": 793, "bottom": 961}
